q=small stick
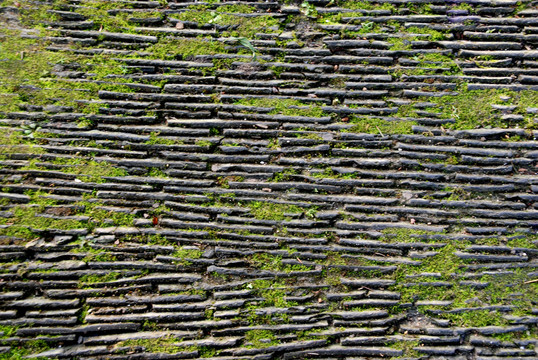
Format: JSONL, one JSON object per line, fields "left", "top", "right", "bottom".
{"left": 376, "top": 125, "right": 384, "bottom": 137}
{"left": 523, "top": 279, "right": 538, "bottom": 284}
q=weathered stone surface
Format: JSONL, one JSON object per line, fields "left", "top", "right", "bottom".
{"left": 2, "top": 1, "right": 538, "bottom": 359}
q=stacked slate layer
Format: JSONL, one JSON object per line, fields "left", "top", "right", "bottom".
{"left": 0, "top": 0, "right": 537, "bottom": 359}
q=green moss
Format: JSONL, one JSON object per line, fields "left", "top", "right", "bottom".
{"left": 218, "top": 4, "right": 256, "bottom": 13}
{"left": 412, "top": 244, "right": 464, "bottom": 278}
{"left": 81, "top": 248, "right": 117, "bottom": 262}
{"left": 199, "top": 347, "right": 217, "bottom": 358}
{"left": 388, "top": 339, "right": 420, "bottom": 359}
{"left": 394, "top": 103, "right": 418, "bottom": 117}
{"left": 249, "top": 253, "right": 311, "bottom": 273}
{"left": 147, "top": 168, "right": 168, "bottom": 178}
{"left": 0, "top": 339, "right": 54, "bottom": 360}
{"left": 479, "top": 269, "right": 537, "bottom": 315}
{"left": 393, "top": 52, "right": 460, "bottom": 77}
{"left": 490, "top": 330, "right": 533, "bottom": 341}
{"left": 32, "top": 268, "right": 59, "bottom": 274}
{"left": 0, "top": 200, "right": 134, "bottom": 241}
{"left": 0, "top": 325, "right": 18, "bottom": 338}
{"left": 427, "top": 88, "right": 538, "bottom": 130}
{"left": 380, "top": 228, "right": 443, "bottom": 243}
{"left": 0, "top": 128, "right": 45, "bottom": 155}
{"left": 195, "top": 140, "right": 212, "bottom": 147}
{"left": 175, "top": 5, "right": 277, "bottom": 38}
{"left": 21, "top": 157, "right": 127, "bottom": 183}
{"left": 81, "top": 203, "right": 134, "bottom": 226}
{"left": 387, "top": 37, "right": 412, "bottom": 51}
{"left": 440, "top": 310, "right": 508, "bottom": 327}
{"left": 405, "top": 26, "right": 447, "bottom": 41}
{"left": 443, "top": 187, "right": 472, "bottom": 201}
{"left": 244, "top": 330, "right": 279, "bottom": 348}
{"left": 235, "top": 98, "right": 328, "bottom": 118}
{"left": 116, "top": 336, "right": 187, "bottom": 354}
{"left": 146, "top": 37, "right": 227, "bottom": 60}
{"left": 0, "top": 206, "right": 86, "bottom": 239}
{"left": 452, "top": 3, "right": 473, "bottom": 11}
{"left": 320, "top": 251, "right": 380, "bottom": 269}
{"left": 339, "top": 1, "right": 395, "bottom": 11}
{"left": 77, "top": 0, "right": 136, "bottom": 32}
{"left": 146, "top": 132, "right": 185, "bottom": 145}
{"left": 506, "top": 234, "right": 537, "bottom": 248}
{"left": 391, "top": 242, "right": 467, "bottom": 304}
{"left": 248, "top": 201, "right": 303, "bottom": 221}
{"left": 0, "top": 30, "right": 68, "bottom": 111}
{"left": 294, "top": 131, "right": 324, "bottom": 140}
{"left": 310, "top": 168, "right": 357, "bottom": 180}
{"left": 173, "top": 247, "right": 203, "bottom": 264}
{"left": 245, "top": 279, "right": 296, "bottom": 308}
{"left": 1, "top": 0, "right": 58, "bottom": 24}
{"left": 78, "top": 304, "right": 89, "bottom": 323}
{"left": 79, "top": 272, "right": 121, "bottom": 286}
{"left": 270, "top": 168, "right": 299, "bottom": 182}
{"left": 389, "top": 235, "right": 537, "bottom": 327}
{"left": 344, "top": 117, "right": 416, "bottom": 135}
{"left": 0, "top": 6, "right": 136, "bottom": 118}
{"left": 407, "top": 3, "right": 433, "bottom": 14}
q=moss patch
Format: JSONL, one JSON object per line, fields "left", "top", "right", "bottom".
{"left": 248, "top": 201, "right": 303, "bottom": 221}
{"left": 116, "top": 336, "right": 188, "bottom": 354}
{"left": 249, "top": 252, "right": 311, "bottom": 273}
{"left": 344, "top": 117, "right": 416, "bottom": 135}
{"left": 0, "top": 339, "right": 54, "bottom": 360}
{"left": 79, "top": 272, "right": 121, "bottom": 286}
{"left": 244, "top": 330, "right": 279, "bottom": 348}
{"left": 175, "top": 4, "right": 278, "bottom": 38}
{"left": 427, "top": 89, "right": 538, "bottom": 130}
{"left": 21, "top": 158, "right": 127, "bottom": 183}
{"left": 235, "top": 98, "right": 327, "bottom": 118}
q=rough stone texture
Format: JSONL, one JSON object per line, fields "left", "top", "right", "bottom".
{"left": 0, "top": 0, "right": 537, "bottom": 359}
